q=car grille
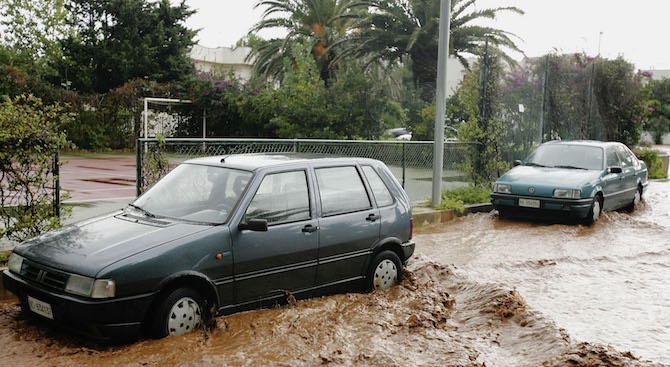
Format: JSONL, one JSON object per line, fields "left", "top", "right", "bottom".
{"left": 20, "top": 261, "right": 70, "bottom": 292}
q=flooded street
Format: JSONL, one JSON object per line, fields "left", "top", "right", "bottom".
{"left": 420, "top": 180, "right": 670, "bottom": 365}
{"left": 0, "top": 181, "right": 669, "bottom": 366}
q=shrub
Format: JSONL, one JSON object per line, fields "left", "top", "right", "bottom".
{"left": 636, "top": 148, "right": 667, "bottom": 179}
{"left": 435, "top": 186, "right": 492, "bottom": 214}
{"left": 0, "top": 94, "right": 72, "bottom": 242}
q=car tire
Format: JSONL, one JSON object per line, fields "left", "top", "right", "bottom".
{"left": 583, "top": 195, "right": 603, "bottom": 226}
{"left": 367, "top": 250, "right": 402, "bottom": 291}
{"left": 625, "top": 186, "right": 642, "bottom": 212}
{"left": 149, "top": 287, "right": 206, "bottom": 338}
{"left": 497, "top": 208, "right": 510, "bottom": 219}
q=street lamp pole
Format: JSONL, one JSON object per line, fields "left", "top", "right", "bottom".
{"left": 432, "top": 0, "right": 452, "bottom": 207}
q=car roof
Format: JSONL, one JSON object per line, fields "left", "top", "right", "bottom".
{"left": 543, "top": 140, "right": 624, "bottom": 148}
{"left": 184, "top": 153, "right": 379, "bottom": 171}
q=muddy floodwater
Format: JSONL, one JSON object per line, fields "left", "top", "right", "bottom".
{"left": 1, "top": 182, "right": 669, "bottom": 366}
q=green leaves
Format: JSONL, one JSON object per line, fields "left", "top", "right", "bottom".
{"left": 0, "top": 94, "right": 73, "bottom": 242}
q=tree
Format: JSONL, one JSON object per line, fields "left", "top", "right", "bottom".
{"left": 249, "top": 0, "right": 363, "bottom": 84}
{"left": 51, "top": 0, "right": 197, "bottom": 94}
{"left": 0, "top": 0, "right": 71, "bottom": 64}
{"left": 646, "top": 77, "right": 670, "bottom": 144}
{"left": 457, "top": 46, "right": 509, "bottom": 187}
{"left": 348, "top": 0, "right": 523, "bottom": 101}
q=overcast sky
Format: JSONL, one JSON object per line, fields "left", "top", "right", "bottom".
{"left": 180, "top": 0, "right": 669, "bottom": 71}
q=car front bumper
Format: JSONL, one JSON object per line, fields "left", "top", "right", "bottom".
{"left": 490, "top": 193, "right": 593, "bottom": 219}
{"left": 2, "top": 269, "right": 156, "bottom": 340}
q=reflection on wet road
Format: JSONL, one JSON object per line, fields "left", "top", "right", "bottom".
{"left": 419, "top": 180, "right": 670, "bottom": 364}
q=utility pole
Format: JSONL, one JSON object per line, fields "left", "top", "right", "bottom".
{"left": 431, "top": 0, "right": 452, "bottom": 207}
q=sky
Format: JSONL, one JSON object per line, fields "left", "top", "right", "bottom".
{"left": 179, "top": 0, "right": 670, "bottom": 71}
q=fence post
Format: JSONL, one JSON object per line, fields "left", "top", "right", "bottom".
{"left": 53, "top": 151, "right": 60, "bottom": 218}
{"left": 402, "top": 142, "right": 406, "bottom": 189}
{"left": 136, "top": 139, "right": 143, "bottom": 196}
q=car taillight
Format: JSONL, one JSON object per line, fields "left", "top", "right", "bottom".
{"left": 409, "top": 218, "right": 414, "bottom": 240}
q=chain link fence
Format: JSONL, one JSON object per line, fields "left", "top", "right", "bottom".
{"left": 137, "top": 138, "right": 477, "bottom": 204}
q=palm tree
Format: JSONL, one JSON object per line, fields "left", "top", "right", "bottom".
{"left": 249, "top": 0, "right": 364, "bottom": 84}
{"left": 343, "top": 0, "right": 524, "bottom": 101}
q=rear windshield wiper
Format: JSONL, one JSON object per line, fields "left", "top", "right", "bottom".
{"left": 553, "top": 165, "right": 587, "bottom": 170}
{"left": 128, "top": 203, "right": 156, "bottom": 218}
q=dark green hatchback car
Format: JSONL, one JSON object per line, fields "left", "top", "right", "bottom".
{"left": 3, "top": 154, "right": 415, "bottom": 340}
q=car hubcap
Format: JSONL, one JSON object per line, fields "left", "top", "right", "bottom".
{"left": 167, "top": 297, "right": 202, "bottom": 336}
{"left": 373, "top": 259, "right": 397, "bottom": 290}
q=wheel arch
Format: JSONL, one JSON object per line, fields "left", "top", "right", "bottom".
{"left": 371, "top": 238, "right": 404, "bottom": 264}
{"left": 149, "top": 272, "right": 219, "bottom": 319}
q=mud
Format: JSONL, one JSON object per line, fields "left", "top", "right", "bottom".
{"left": 0, "top": 181, "right": 668, "bottom": 366}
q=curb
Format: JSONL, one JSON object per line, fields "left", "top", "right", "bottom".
{"left": 413, "top": 203, "right": 493, "bottom": 228}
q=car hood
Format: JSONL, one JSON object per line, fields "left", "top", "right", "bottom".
{"left": 498, "top": 166, "right": 603, "bottom": 188}
{"left": 14, "top": 210, "right": 212, "bottom": 277}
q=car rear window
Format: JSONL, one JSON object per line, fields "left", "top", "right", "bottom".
{"left": 362, "top": 165, "right": 394, "bottom": 207}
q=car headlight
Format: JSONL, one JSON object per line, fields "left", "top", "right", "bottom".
{"left": 65, "top": 275, "right": 116, "bottom": 299}
{"left": 494, "top": 183, "right": 512, "bottom": 194}
{"left": 553, "top": 189, "right": 581, "bottom": 199}
{"left": 7, "top": 253, "right": 24, "bottom": 274}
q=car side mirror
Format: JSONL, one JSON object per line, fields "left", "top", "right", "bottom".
{"left": 513, "top": 160, "right": 523, "bottom": 167}
{"left": 608, "top": 166, "right": 622, "bottom": 174}
{"left": 238, "top": 218, "right": 268, "bottom": 232}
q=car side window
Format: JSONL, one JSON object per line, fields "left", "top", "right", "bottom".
{"left": 606, "top": 147, "right": 620, "bottom": 167}
{"left": 615, "top": 145, "right": 635, "bottom": 168}
{"left": 244, "top": 171, "right": 310, "bottom": 225}
{"left": 316, "top": 166, "right": 372, "bottom": 216}
{"left": 362, "top": 165, "right": 394, "bottom": 207}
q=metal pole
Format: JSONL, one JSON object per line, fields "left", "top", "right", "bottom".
{"left": 136, "top": 139, "right": 142, "bottom": 196}
{"left": 54, "top": 151, "right": 60, "bottom": 218}
{"left": 432, "top": 0, "right": 452, "bottom": 207}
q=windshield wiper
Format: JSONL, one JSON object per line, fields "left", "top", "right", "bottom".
{"left": 525, "top": 162, "right": 547, "bottom": 167}
{"left": 128, "top": 203, "right": 156, "bottom": 218}
{"left": 553, "top": 165, "right": 587, "bottom": 170}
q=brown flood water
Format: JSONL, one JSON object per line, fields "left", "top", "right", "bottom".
{"left": 1, "top": 182, "right": 669, "bottom": 366}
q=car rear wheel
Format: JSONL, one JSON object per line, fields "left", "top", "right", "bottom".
{"left": 149, "top": 287, "right": 206, "bottom": 338}
{"left": 583, "top": 195, "right": 602, "bottom": 225}
{"left": 625, "top": 186, "right": 642, "bottom": 212}
{"left": 367, "top": 250, "right": 402, "bottom": 291}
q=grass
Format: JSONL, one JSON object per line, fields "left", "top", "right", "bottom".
{"left": 433, "top": 186, "right": 492, "bottom": 214}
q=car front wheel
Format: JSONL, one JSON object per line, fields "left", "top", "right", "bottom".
{"left": 367, "top": 250, "right": 402, "bottom": 291}
{"left": 149, "top": 287, "right": 206, "bottom": 338}
{"left": 583, "top": 195, "right": 602, "bottom": 225}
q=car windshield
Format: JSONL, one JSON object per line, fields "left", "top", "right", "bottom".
{"left": 524, "top": 144, "right": 604, "bottom": 170}
{"left": 132, "top": 164, "right": 253, "bottom": 224}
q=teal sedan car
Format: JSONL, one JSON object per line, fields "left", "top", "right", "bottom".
{"left": 491, "top": 141, "right": 648, "bottom": 225}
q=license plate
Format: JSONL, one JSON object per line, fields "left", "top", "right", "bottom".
{"left": 28, "top": 296, "right": 54, "bottom": 320}
{"left": 518, "top": 198, "right": 540, "bottom": 208}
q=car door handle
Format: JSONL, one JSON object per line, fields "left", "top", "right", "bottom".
{"left": 366, "top": 213, "right": 381, "bottom": 222}
{"left": 302, "top": 225, "right": 318, "bottom": 233}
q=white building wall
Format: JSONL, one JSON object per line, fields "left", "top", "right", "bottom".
{"left": 190, "top": 44, "right": 254, "bottom": 81}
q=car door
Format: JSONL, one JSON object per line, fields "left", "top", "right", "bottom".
{"left": 614, "top": 145, "right": 640, "bottom": 203}
{"left": 231, "top": 169, "right": 318, "bottom": 305}
{"left": 602, "top": 146, "right": 625, "bottom": 209}
{"left": 314, "top": 165, "right": 380, "bottom": 287}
